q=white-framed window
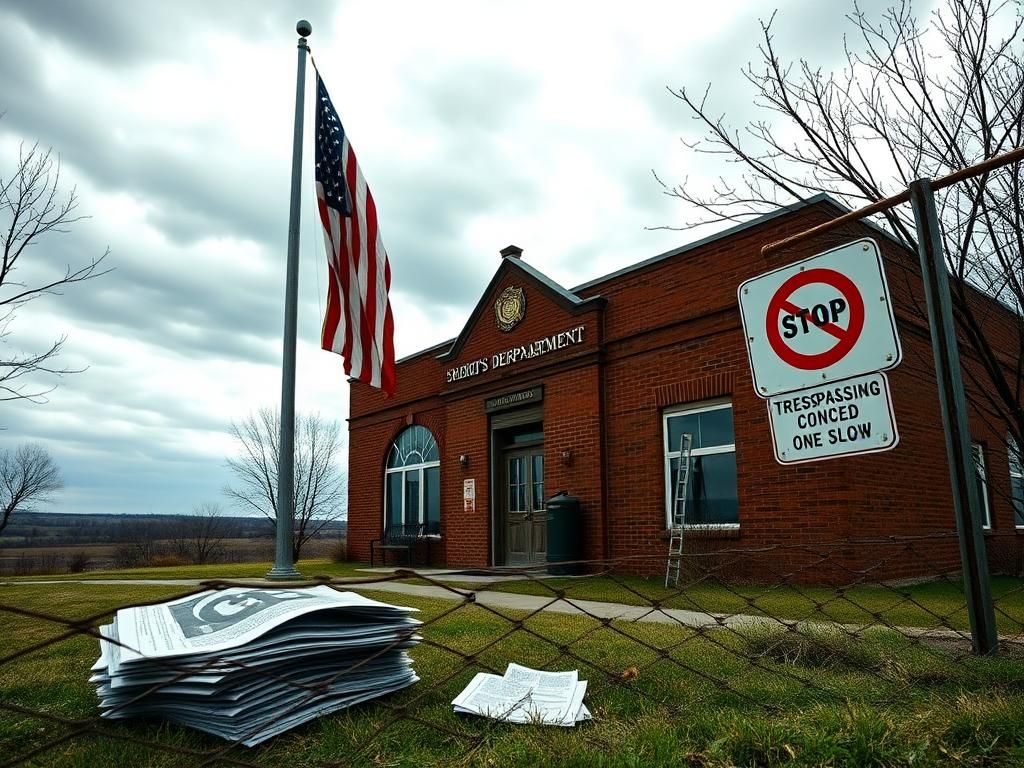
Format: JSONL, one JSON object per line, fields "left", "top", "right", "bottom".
{"left": 971, "top": 442, "right": 992, "bottom": 530}
{"left": 1008, "top": 436, "right": 1024, "bottom": 528}
{"left": 385, "top": 425, "right": 440, "bottom": 534}
{"left": 663, "top": 400, "right": 738, "bottom": 527}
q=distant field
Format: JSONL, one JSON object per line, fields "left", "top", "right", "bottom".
{"left": 0, "top": 538, "right": 339, "bottom": 575}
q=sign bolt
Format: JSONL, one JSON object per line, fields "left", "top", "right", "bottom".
{"left": 862, "top": 244, "right": 869, "bottom": 251}
{"left": 885, "top": 353, "right": 893, "bottom": 361}
{"left": 759, "top": 386, "right": 767, "bottom": 393}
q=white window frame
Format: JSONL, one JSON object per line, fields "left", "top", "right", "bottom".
{"left": 1008, "top": 436, "right": 1024, "bottom": 529}
{"left": 384, "top": 428, "right": 441, "bottom": 535}
{"left": 663, "top": 399, "right": 738, "bottom": 529}
{"left": 971, "top": 442, "right": 992, "bottom": 530}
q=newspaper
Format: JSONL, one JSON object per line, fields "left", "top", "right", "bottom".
{"left": 92, "top": 586, "right": 422, "bottom": 746}
{"left": 452, "top": 663, "right": 591, "bottom": 726}
{"left": 111, "top": 586, "right": 414, "bottom": 663}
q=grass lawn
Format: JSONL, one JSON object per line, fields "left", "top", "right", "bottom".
{"left": 1, "top": 559, "right": 370, "bottom": 582}
{"left": 7, "top": 559, "right": 1024, "bottom": 635}
{"left": 1, "top": 582, "right": 1023, "bottom": 767}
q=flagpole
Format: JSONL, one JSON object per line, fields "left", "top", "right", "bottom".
{"left": 267, "top": 19, "right": 312, "bottom": 580}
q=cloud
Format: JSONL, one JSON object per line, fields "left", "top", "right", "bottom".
{"left": 0, "top": 0, "right": 916, "bottom": 519}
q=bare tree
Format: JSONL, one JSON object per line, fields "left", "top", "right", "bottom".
{"left": 168, "top": 502, "right": 237, "bottom": 565}
{"left": 1, "top": 140, "right": 111, "bottom": 403}
{"left": 224, "top": 409, "right": 346, "bottom": 561}
{"left": 659, "top": 0, "right": 1024, "bottom": 449}
{"left": 0, "top": 443, "right": 63, "bottom": 535}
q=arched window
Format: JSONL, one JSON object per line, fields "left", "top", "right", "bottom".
{"left": 385, "top": 425, "right": 440, "bottom": 534}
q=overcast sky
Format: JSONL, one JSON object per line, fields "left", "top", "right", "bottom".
{"left": 0, "top": 0, "right": 901, "bottom": 517}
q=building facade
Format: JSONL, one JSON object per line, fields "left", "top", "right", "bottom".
{"left": 347, "top": 196, "right": 1023, "bottom": 582}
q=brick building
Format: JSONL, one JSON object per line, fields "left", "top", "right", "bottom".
{"left": 346, "top": 195, "right": 1023, "bottom": 581}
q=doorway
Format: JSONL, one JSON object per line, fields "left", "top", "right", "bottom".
{"left": 495, "top": 421, "right": 545, "bottom": 566}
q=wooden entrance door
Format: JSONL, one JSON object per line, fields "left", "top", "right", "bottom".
{"left": 504, "top": 448, "right": 546, "bottom": 566}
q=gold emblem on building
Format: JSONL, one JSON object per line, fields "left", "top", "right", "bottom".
{"left": 495, "top": 286, "right": 526, "bottom": 332}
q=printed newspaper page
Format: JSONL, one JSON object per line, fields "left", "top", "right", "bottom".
{"left": 452, "top": 664, "right": 588, "bottom": 726}
{"left": 112, "top": 586, "right": 416, "bottom": 664}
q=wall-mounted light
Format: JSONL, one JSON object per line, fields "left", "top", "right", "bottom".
{"left": 560, "top": 448, "right": 573, "bottom": 465}
{"left": 459, "top": 454, "right": 469, "bottom": 468}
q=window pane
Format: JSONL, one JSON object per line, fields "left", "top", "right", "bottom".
{"left": 1013, "top": 476, "right": 1024, "bottom": 527}
{"left": 667, "top": 414, "right": 699, "bottom": 454}
{"left": 972, "top": 443, "right": 990, "bottom": 528}
{"left": 668, "top": 457, "right": 683, "bottom": 522}
{"left": 1010, "top": 438, "right": 1023, "bottom": 476}
{"left": 532, "top": 455, "right": 544, "bottom": 510}
{"left": 388, "top": 425, "right": 438, "bottom": 467}
{"left": 424, "top": 466, "right": 440, "bottom": 535}
{"left": 689, "top": 453, "right": 739, "bottom": 525}
{"left": 698, "top": 407, "right": 734, "bottom": 448}
{"left": 405, "top": 470, "right": 421, "bottom": 525}
{"left": 386, "top": 472, "right": 403, "bottom": 526}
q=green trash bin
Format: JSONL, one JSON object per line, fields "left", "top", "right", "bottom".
{"left": 546, "top": 491, "right": 582, "bottom": 575}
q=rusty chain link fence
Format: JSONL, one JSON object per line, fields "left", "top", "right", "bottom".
{"left": 2, "top": 532, "right": 1023, "bottom": 767}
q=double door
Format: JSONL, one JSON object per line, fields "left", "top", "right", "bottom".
{"left": 504, "top": 448, "right": 546, "bottom": 566}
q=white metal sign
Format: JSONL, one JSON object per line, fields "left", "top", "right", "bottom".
{"left": 767, "top": 372, "right": 899, "bottom": 464}
{"left": 738, "top": 238, "right": 902, "bottom": 398}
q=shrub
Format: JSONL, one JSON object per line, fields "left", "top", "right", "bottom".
{"left": 66, "top": 552, "right": 91, "bottom": 573}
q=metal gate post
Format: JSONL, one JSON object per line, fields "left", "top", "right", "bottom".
{"left": 908, "top": 178, "right": 998, "bottom": 655}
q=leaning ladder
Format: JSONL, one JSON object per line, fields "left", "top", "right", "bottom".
{"left": 665, "top": 432, "right": 694, "bottom": 588}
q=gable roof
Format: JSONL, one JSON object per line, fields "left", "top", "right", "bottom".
{"left": 397, "top": 193, "right": 901, "bottom": 367}
{"left": 435, "top": 255, "right": 605, "bottom": 363}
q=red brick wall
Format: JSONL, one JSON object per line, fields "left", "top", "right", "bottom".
{"left": 348, "top": 200, "right": 1023, "bottom": 581}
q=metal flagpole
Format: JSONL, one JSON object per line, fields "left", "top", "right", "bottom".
{"left": 267, "top": 19, "right": 312, "bottom": 580}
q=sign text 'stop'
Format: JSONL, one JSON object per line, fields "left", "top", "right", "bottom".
{"left": 737, "top": 238, "right": 901, "bottom": 397}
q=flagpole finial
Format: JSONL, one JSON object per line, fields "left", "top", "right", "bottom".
{"left": 296, "top": 19, "right": 312, "bottom": 38}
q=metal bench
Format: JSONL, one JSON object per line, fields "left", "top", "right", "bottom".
{"left": 370, "top": 522, "right": 430, "bottom": 567}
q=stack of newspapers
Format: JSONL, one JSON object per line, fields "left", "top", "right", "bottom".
{"left": 91, "top": 586, "right": 420, "bottom": 746}
{"left": 452, "top": 663, "right": 591, "bottom": 726}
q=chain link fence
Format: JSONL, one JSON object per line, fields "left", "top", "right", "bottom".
{"left": 2, "top": 532, "right": 1023, "bottom": 767}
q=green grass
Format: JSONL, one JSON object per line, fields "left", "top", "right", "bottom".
{"left": 468, "top": 573, "right": 1024, "bottom": 634}
{"left": 7, "top": 558, "right": 1023, "bottom": 635}
{"left": 1, "top": 558, "right": 370, "bottom": 582}
{"left": 2, "top": 583, "right": 1024, "bottom": 766}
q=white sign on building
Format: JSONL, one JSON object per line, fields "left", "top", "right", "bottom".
{"left": 766, "top": 372, "right": 899, "bottom": 464}
{"left": 738, "top": 238, "right": 902, "bottom": 398}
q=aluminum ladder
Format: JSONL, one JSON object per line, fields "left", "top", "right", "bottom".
{"left": 664, "top": 432, "right": 693, "bottom": 588}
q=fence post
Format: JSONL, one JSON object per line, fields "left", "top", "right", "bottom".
{"left": 908, "top": 178, "right": 998, "bottom": 655}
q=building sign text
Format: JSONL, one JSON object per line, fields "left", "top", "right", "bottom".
{"left": 446, "top": 325, "right": 586, "bottom": 384}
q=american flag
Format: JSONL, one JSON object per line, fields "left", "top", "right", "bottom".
{"left": 315, "top": 75, "right": 396, "bottom": 395}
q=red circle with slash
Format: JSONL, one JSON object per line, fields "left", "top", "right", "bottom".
{"left": 765, "top": 268, "right": 865, "bottom": 370}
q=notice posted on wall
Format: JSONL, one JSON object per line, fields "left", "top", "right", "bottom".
{"left": 463, "top": 479, "right": 476, "bottom": 513}
{"left": 766, "top": 371, "right": 899, "bottom": 464}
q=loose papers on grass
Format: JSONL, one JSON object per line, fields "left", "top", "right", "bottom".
{"left": 452, "top": 663, "right": 591, "bottom": 726}
{"left": 91, "top": 586, "right": 420, "bottom": 746}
